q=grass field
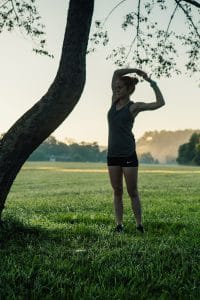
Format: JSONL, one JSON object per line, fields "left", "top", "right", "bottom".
{"left": 0, "top": 162, "right": 200, "bottom": 299}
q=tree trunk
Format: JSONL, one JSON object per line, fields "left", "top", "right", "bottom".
{"left": 0, "top": 0, "right": 94, "bottom": 219}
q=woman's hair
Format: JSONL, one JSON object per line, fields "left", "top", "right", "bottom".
{"left": 120, "top": 76, "right": 139, "bottom": 94}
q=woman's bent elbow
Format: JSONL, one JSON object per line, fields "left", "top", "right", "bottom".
{"left": 158, "top": 100, "right": 165, "bottom": 108}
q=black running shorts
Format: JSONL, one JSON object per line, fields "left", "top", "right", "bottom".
{"left": 107, "top": 152, "right": 139, "bottom": 167}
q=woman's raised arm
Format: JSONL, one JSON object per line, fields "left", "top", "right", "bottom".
{"left": 111, "top": 68, "right": 147, "bottom": 91}
{"left": 130, "top": 77, "right": 165, "bottom": 115}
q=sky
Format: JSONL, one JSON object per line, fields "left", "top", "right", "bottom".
{"left": 0, "top": 0, "right": 199, "bottom": 146}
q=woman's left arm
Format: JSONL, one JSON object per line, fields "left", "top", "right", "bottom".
{"left": 147, "top": 79, "right": 165, "bottom": 109}
{"left": 131, "top": 78, "right": 165, "bottom": 114}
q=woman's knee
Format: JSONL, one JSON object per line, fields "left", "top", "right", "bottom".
{"left": 127, "top": 187, "right": 138, "bottom": 198}
{"left": 113, "top": 186, "right": 123, "bottom": 197}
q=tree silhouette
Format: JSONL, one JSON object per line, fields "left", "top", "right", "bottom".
{"left": 177, "top": 133, "right": 200, "bottom": 165}
{"left": 0, "top": 0, "right": 94, "bottom": 220}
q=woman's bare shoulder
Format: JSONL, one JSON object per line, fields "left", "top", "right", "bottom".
{"left": 129, "top": 101, "right": 143, "bottom": 116}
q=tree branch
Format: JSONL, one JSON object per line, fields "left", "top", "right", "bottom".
{"left": 136, "top": 0, "right": 141, "bottom": 64}
{"left": 10, "top": 0, "right": 19, "bottom": 22}
{"left": 164, "top": 3, "right": 179, "bottom": 43}
{"left": 10, "top": 0, "right": 30, "bottom": 42}
{"left": 137, "top": 34, "right": 149, "bottom": 58}
{"left": 0, "top": 0, "right": 10, "bottom": 9}
{"left": 125, "top": 35, "right": 137, "bottom": 60}
{"left": 175, "top": 0, "right": 200, "bottom": 39}
{"left": 181, "top": 0, "right": 200, "bottom": 8}
{"left": 136, "top": 0, "right": 141, "bottom": 37}
{"left": 102, "top": 0, "right": 127, "bottom": 26}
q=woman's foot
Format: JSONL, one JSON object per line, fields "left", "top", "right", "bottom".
{"left": 115, "top": 224, "right": 124, "bottom": 233}
{"left": 136, "top": 224, "right": 144, "bottom": 233}
{"left": 0, "top": 220, "right": 5, "bottom": 229}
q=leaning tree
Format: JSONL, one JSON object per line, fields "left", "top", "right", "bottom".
{"left": 0, "top": 0, "right": 199, "bottom": 221}
{"left": 0, "top": 0, "right": 94, "bottom": 220}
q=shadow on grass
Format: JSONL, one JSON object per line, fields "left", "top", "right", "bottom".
{"left": 124, "top": 220, "right": 195, "bottom": 237}
{"left": 50, "top": 213, "right": 112, "bottom": 225}
{"left": 0, "top": 217, "right": 104, "bottom": 251}
{"left": 145, "top": 221, "right": 192, "bottom": 236}
{"left": 1, "top": 216, "right": 195, "bottom": 251}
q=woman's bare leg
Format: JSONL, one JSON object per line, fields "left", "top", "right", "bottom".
{"left": 123, "top": 167, "right": 142, "bottom": 226}
{"left": 108, "top": 166, "right": 123, "bottom": 225}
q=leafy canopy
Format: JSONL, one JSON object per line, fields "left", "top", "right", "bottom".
{"left": 0, "top": 0, "right": 53, "bottom": 57}
{"left": 89, "top": 0, "right": 200, "bottom": 79}
{"left": 0, "top": 0, "right": 199, "bottom": 79}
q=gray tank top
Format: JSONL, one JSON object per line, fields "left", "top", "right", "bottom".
{"left": 107, "top": 101, "right": 136, "bottom": 157}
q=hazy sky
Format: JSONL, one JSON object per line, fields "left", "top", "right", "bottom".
{"left": 0, "top": 0, "right": 199, "bottom": 146}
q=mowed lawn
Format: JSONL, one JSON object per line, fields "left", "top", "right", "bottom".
{"left": 0, "top": 162, "right": 200, "bottom": 299}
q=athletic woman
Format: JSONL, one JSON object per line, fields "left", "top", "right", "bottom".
{"left": 107, "top": 68, "right": 165, "bottom": 233}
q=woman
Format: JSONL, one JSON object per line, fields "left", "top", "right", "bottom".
{"left": 107, "top": 68, "right": 165, "bottom": 233}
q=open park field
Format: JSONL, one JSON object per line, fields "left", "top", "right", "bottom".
{"left": 0, "top": 162, "right": 200, "bottom": 299}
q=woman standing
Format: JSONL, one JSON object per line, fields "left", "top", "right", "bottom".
{"left": 107, "top": 68, "right": 165, "bottom": 233}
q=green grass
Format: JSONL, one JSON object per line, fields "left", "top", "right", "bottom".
{"left": 0, "top": 162, "right": 200, "bottom": 299}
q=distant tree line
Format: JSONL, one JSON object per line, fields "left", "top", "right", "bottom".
{"left": 27, "top": 136, "right": 160, "bottom": 164}
{"left": 2, "top": 132, "right": 200, "bottom": 165}
{"left": 137, "top": 129, "right": 200, "bottom": 163}
{"left": 0, "top": 133, "right": 159, "bottom": 163}
{"left": 27, "top": 132, "right": 200, "bottom": 165}
{"left": 138, "top": 152, "right": 159, "bottom": 164}
{"left": 27, "top": 136, "right": 107, "bottom": 162}
{"left": 177, "top": 133, "right": 200, "bottom": 166}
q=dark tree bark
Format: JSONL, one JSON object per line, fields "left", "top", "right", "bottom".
{"left": 0, "top": 0, "right": 94, "bottom": 219}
